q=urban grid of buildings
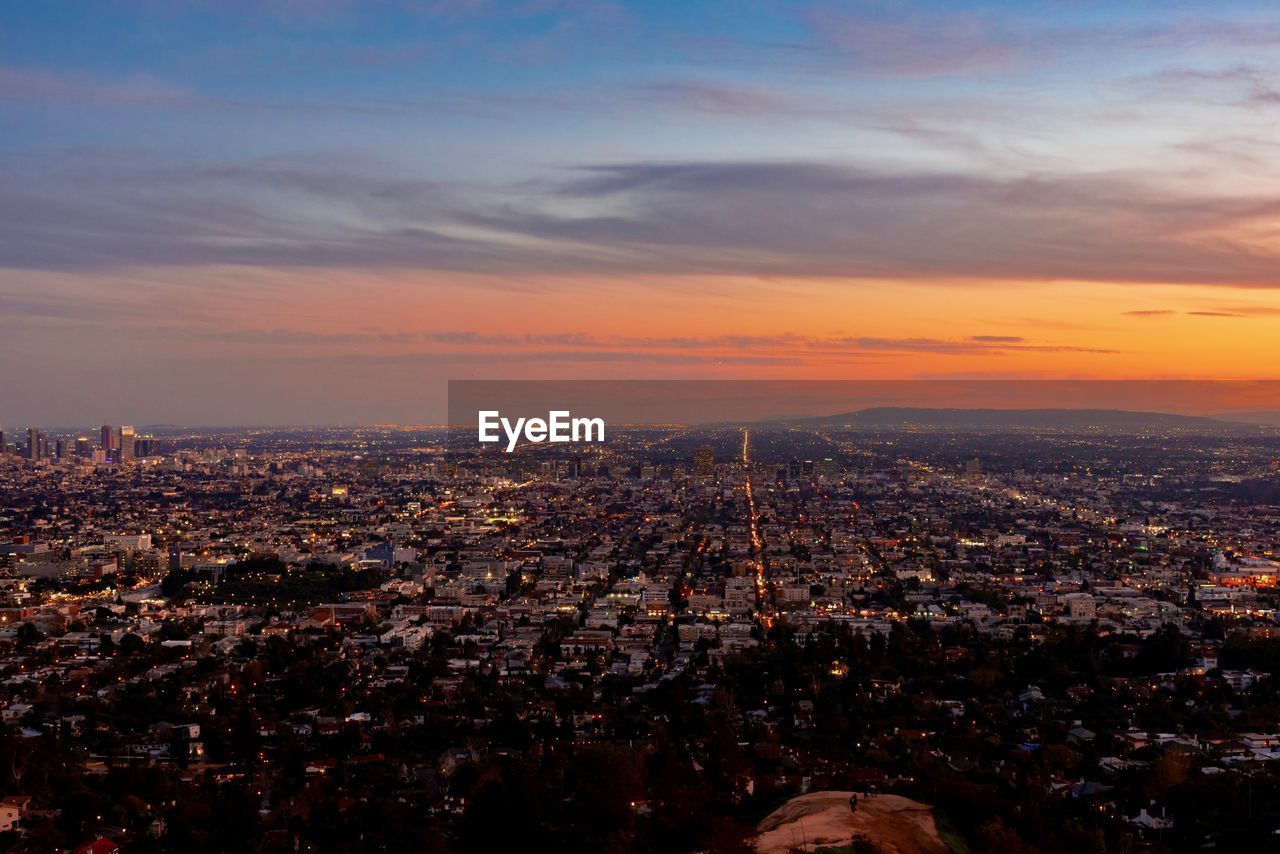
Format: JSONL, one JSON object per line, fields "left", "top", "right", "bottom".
{"left": 0, "top": 421, "right": 1278, "bottom": 851}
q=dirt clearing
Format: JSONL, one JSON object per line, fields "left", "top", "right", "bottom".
{"left": 755, "top": 791, "right": 950, "bottom": 853}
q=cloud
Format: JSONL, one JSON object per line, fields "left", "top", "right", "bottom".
{"left": 631, "top": 80, "right": 855, "bottom": 118}
{"left": 320, "top": 349, "right": 804, "bottom": 366}
{"left": 0, "top": 290, "right": 127, "bottom": 321}
{"left": 1199, "top": 305, "right": 1280, "bottom": 316}
{"left": 1125, "top": 64, "right": 1280, "bottom": 108}
{"left": 799, "top": 4, "right": 1022, "bottom": 77}
{"left": 827, "top": 336, "right": 1115, "bottom": 355}
{"left": 0, "top": 66, "right": 193, "bottom": 106}
{"left": 418, "top": 330, "right": 1115, "bottom": 359}
{"left": 789, "top": 5, "right": 1280, "bottom": 79}
{"left": 0, "top": 162, "right": 535, "bottom": 272}
{"left": 472, "top": 160, "right": 1280, "bottom": 286}
{"left": 7, "top": 150, "right": 1280, "bottom": 289}
{"left": 144, "top": 326, "right": 1114, "bottom": 367}
{"left": 1124, "top": 306, "right": 1280, "bottom": 318}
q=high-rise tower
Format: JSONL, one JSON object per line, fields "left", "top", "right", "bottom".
{"left": 101, "top": 424, "right": 117, "bottom": 462}
{"left": 120, "top": 425, "right": 136, "bottom": 462}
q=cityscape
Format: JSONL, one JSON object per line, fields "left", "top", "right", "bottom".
{"left": 3, "top": 428, "right": 155, "bottom": 468}
{"left": 1, "top": 416, "right": 1279, "bottom": 850}
{"left": 9, "top": 0, "right": 1280, "bottom": 851}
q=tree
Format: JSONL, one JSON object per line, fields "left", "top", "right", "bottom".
{"left": 15, "top": 622, "right": 42, "bottom": 649}
{"left": 118, "top": 632, "right": 145, "bottom": 656}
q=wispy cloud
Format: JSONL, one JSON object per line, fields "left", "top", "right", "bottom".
{"left": 415, "top": 330, "right": 1117, "bottom": 360}
{"left": 826, "top": 336, "right": 1115, "bottom": 355}
{"left": 471, "top": 160, "right": 1280, "bottom": 286}
{"left": 1124, "top": 306, "right": 1280, "bottom": 318}
{"left": 800, "top": 4, "right": 1022, "bottom": 77}
{"left": 0, "top": 66, "right": 193, "bottom": 106}
{"left": 1125, "top": 64, "right": 1280, "bottom": 108}
{"left": 1204, "top": 305, "right": 1280, "bottom": 316}
{"left": 6, "top": 151, "right": 1280, "bottom": 288}
{"left": 631, "top": 79, "right": 854, "bottom": 118}
{"left": 791, "top": 4, "right": 1280, "bottom": 79}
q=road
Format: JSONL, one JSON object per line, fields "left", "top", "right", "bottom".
{"left": 743, "top": 430, "right": 776, "bottom": 626}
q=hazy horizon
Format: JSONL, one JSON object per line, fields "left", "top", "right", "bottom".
{"left": 12, "top": 380, "right": 1280, "bottom": 431}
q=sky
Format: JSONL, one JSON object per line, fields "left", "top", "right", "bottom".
{"left": 4, "top": 0, "right": 1280, "bottom": 425}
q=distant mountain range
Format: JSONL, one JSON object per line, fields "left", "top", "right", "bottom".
{"left": 1210, "top": 410, "right": 1280, "bottom": 427}
{"left": 756, "top": 407, "right": 1272, "bottom": 431}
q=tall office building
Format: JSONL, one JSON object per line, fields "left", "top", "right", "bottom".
{"left": 120, "top": 425, "right": 136, "bottom": 462}
{"left": 26, "top": 427, "right": 40, "bottom": 461}
{"left": 55, "top": 438, "right": 67, "bottom": 460}
{"left": 0, "top": 430, "right": 6, "bottom": 455}
{"left": 818, "top": 457, "right": 839, "bottom": 480}
{"left": 101, "top": 424, "right": 117, "bottom": 462}
{"left": 693, "top": 446, "right": 714, "bottom": 479}
{"left": 75, "top": 436, "right": 91, "bottom": 458}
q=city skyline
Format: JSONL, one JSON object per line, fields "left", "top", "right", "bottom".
{"left": 0, "top": 423, "right": 151, "bottom": 464}
{"left": 5, "top": 2, "right": 1280, "bottom": 425}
